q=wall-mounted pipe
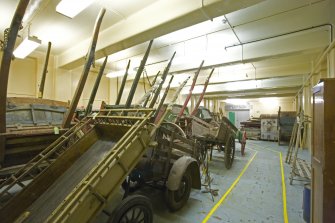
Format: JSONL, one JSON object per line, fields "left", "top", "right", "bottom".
{"left": 295, "top": 38, "right": 335, "bottom": 96}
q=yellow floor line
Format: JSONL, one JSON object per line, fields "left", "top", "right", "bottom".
{"left": 232, "top": 143, "right": 289, "bottom": 223}
{"left": 280, "top": 152, "right": 289, "bottom": 223}
{"left": 202, "top": 152, "right": 258, "bottom": 223}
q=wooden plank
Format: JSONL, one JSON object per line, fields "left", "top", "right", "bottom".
{"left": 5, "top": 134, "right": 59, "bottom": 146}
{"left": 24, "top": 140, "right": 115, "bottom": 222}
{"left": 299, "top": 159, "right": 311, "bottom": 179}
{"left": 295, "top": 161, "right": 305, "bottom": 178}
{"left": 7, "top": 97, "right": 68, "bottom": 107}
{"left": 0, "top": 129, "right": 98, "bottom": 223}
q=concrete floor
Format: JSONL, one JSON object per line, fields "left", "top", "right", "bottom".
{"left": 144, "top": 140, "right": 309, "bottom": 223}
{"left": 97, "top": 140, "right": 310, "bottom": 223}
{"left": 1, "top": 140, "right": 310, "bottom": 223}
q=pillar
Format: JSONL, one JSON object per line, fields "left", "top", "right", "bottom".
{"left": 327, "top": 48, "right": 335, "bottom": 78}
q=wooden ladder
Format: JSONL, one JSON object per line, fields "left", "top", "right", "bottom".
{"left": 0, "top": 118, "right": 93, "bottom": 207}
{"left": 288, "top": 111, "right": 311, "bottom": 185}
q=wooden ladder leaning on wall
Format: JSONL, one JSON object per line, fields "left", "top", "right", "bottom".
{"left": 286, "top": 110, "right": 311, "bottom": 185}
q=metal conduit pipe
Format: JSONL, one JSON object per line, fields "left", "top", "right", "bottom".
{"left": 225, "top": 23, "right": 333, "bottom": 50}
{"left": 224, "top": 15, "right": 260, "bottom": 74}
{"left": 295, "top": 38, "right": 335, "bottom": 97}
{"left": 171, "top": 24, "right": 333, "bottom": 76}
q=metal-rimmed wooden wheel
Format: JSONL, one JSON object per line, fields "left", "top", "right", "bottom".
{"left": 109, "top": 195, "right": 153, "bottom": 223}
{"left": 224, "top": 135, "right": 235, "bottom": 169}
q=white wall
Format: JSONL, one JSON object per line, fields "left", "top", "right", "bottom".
{"left": 2, "top": 52, "right": 111, "bottom": 110}
{"left": 1, "top": 54, "right": 298, "bottom": 117}
{"left": 214, "top": 97, "right": 296, "bottom": 118}
{"left": 249, "top": 97, "right": 296, "bottom": 118}
{"left": 3, "top": 52, "right": 161, "bottom": 110}
{"left": 8, "top": 56, "right": 37, "bottom": 97}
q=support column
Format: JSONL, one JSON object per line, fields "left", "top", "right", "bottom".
{"left": 220, "top": 101, "right": 226, "bottom": 116}
{"left": 327, "top": 48, "right": 335, "bottom": 78}
{"left": 213, "top": 99, "right": 217, "bottom": 113}
{"left": 303, "top": 80, "right": 311, "bottom": 151}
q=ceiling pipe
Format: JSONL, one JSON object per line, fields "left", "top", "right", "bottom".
{"left": 167, "top": 24, "right": 332, "bottom": 77}
{"left": 295, "top": 37, "right": 335, "bottom": 96}
{"left": 224, "top": 15, "right": 259, "bottom": 80}
{"left": 59, "top": 0, "right": 264, "bottom": 69}
{"left": 182, "top": 73, "right": 306, "bottom": 90}
{"left": 200, "top": 0, "right": 213, "bottom": 22}
{"left": 225, "top": 24, "right": 333, "bottom": 50}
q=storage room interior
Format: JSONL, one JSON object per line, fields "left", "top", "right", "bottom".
{"left": 0, "top": 0, "right": 334, "bottom": 223}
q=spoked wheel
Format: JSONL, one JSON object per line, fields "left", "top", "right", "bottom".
{"left": 165, "top": 169, "right": 192, "bottom": 211}
{"left": 109, "top": 195, "right": 153, "bottom": 223}
{"left": 224, "top": 135, "right": 235, "bottom": 169}
{"left": 161, "top": 122, "right": 186, "bottom": 138}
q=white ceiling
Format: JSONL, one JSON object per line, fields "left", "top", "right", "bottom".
{"left": 1, "top": 0, "right": 334, "bottom": 100}
{"left": 0, "top": 0, "right": 158, "bottom": 54}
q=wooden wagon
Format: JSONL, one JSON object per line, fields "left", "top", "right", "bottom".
{"left": 190, "top": 107, "right": 237, "bottom": 169}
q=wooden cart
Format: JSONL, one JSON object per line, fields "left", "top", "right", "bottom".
{"left": 190, "top": 109, "right": 237, "bottom": 169}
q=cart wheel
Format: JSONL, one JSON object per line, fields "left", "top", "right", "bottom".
{"left": 165, "top": 169, "right": 192, "bottom": 211}
{"left": 161, "top": 122, "right": 186, "bottom": 137}
{"left": 224, "top": 135, "right": 235, "bottom": 169}
{"left": 109, "top": 194, "right": 153, "bottom": 223}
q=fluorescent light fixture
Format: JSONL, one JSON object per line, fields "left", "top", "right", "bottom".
{"left": 13, "top": 36, "right": 41, "bottom": 59}
{"left": 56, "top": 0, "right": 95, "bottom": 18}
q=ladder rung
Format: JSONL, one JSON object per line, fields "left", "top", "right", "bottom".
{"left": 11, "top": 175, "right": 17, "bottom": 181}
{"left": 116, "top": 158, "right": 128, "bottom": 173}
{"left": 4, "top": 191, "right": 14, "bottom": 197}
{"left": 37, "top": 166, "right": 44, "bottom": 172}
{"left": 55, "top": 151, "right": 62, "bottom": 157}
{"left": 45, "top": 159, "right": 53, "bottom": 164}
{"left": 88, "top": 185, "right": 107, "bottom": 204}
{"left": 28, "top": 173, "right": 36, "bottom": 179}
{"left": 17, "top": 181, "right": 26, "bottom": 188}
